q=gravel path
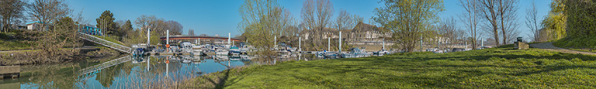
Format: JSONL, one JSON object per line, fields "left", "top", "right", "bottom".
{"left": 530, "top": 42, "right": 596, "bottom": 55}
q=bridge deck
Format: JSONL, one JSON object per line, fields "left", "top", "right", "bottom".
{"left": 78, "top": 32, "right": 132, "bottom": 54}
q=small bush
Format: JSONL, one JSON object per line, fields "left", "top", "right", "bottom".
{"left": 0, "top": 32, "right": 10, "bottom": 39}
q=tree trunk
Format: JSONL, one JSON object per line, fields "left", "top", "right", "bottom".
{"left": 500, "top": 12, "right": 507, "bottom": 45}
{"left": 493, "top": 25, "right": 500, "bottom": 46}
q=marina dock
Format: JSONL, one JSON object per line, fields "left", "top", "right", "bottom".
{"left": 0, "top": 66, "right": 20, "bottom": 79}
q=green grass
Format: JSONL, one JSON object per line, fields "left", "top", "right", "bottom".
{"left": 0, "top": 32, "right": 31, "bottom": 51}
{"left": 554, "top": 37, "right": 596, "bottom": 50}
{"left": 181, "top": 45, "right": 596, "bottom": 88}
{"left": 569, "top": 48, "right": 596, "bottom": 53}
{"left": 0, "top": 39, "right": 31, "bottom": 51}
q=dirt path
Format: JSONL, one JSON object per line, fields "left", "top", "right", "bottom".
{"left": 530, "top": 42, "right": 596, "bottom": 55}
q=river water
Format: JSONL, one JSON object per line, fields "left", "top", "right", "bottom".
{"left": 0, "top": 54, "right": 318, "bottom": 88}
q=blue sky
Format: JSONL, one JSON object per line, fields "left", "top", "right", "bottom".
{"left": 66, "top": 0, "right": 552, "bottom": 39}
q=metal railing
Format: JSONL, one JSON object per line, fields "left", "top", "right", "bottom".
{"left": 78, "top": 55, "right": 132, "bottom": 78}
{"left": 77, "top": 32, "right": 132, "bottom": 54}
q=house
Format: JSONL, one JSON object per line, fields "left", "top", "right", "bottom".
{"left": 299, "top": 27, "right": 341, "bottom": 40}
{"left": 349, "top": 22, "right": 391, "bottom": 45}
{"left": 26, "top": 21, "right": 44, "bottom": 30}
{"left": 298, "top": 22, "right": 392, "bottom": 45}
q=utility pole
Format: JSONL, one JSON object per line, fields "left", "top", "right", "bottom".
{"left": 328, "top": 35, "right": 331, "bottom": 51}
{"left": 166, "top": 30, "right": 169, "bottom": 52}
{"left": 339, "top": 31, "right": 342, "bottom": 53}
{"left": 147, "top": 28, "right": 151, "bottom": 46}
{"left": 274, "top": 35, "right": 277, "bottom": 50}
{"left": 382, "top": 38, "right": 385, "bottom": 50}
{"left": 299, "top": 37, "right": 301, "bottom": 52}
{"left": 166, "top": 30, "right": 169, "bottom": 45}
{"left": 437, "top": 30, "right": 440, "bottom": 49}
{"left": 147, "top": 56, "right": 150, "bottom": 71}
{"left": 420, "top": 36, "right": 423, "bottom": 52}
{"left": 481, "top": 38, "right": 484, "bottom": 48}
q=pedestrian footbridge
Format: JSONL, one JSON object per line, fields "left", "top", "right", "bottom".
{"left": 77, "top": 32, "right": 132, "bottom": 54}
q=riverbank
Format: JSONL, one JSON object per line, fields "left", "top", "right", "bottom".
{"left": 0, "top": 30, "right": 32, "bottom": 51}
{"left": 177, "top": 45, "right": 596, "bottom": 88}
{"left": 0, "top": 47, "right": 121, "bottom": 65}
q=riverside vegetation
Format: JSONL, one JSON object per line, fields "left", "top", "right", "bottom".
{"left": 177, "top": 44, "right": 596, "bottom": 88}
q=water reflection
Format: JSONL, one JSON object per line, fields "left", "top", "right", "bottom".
{"left": 1, "top": 53, "right": 317, "bottom": 88}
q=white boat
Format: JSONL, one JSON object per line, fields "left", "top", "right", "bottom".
{"left": 193, "top": 49, "right": 203, "bottom": 55}
{"left": 216, "top": 49, "right": 229, "bottom": 55}
{"left": 192, "top": 44, "right": 203, "bottom": 49}
{"left": 182, "top": 59, "right": 192, "bottom": 63}
{"left": 230, "top": 57, "right": 241, "bottom": 60}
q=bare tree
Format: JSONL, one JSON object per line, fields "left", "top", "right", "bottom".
{"left": 279, "top": 9, "right": 294, "bottom": 36}
{"left": 165, "top": 20, "right": 183, "bottom": 35}
{"left": 1, "top": 0, "right": 27, "bottom": 32}
{"left": 497, "top": 0, "right": 518, "bottom": 44}
{"left": 438, "top": 17, "right": 458, "bottom": 48}
{"left": 300, "top": 0, "right": 334, "bottom": 51}
{"left": 134, "top": 15, "right": 157, "bottom": 30}
{"left": 188, "top": 29, "right": 194, "bottom": 36}
{"left": 29, "top": 0, "right": 71, "bottom": 31}
{"left": 301, "top": 0, "right": 315, "bottom": 41}
{"left": 478, "top": 0, "right": 500, "bottom": 46}
{"left": 504, "top": 19, "right": 520, "bottom": 43}
{"left": 459, "top": 0, "right": 480, "bottom": 49}
{"left": 316, "top": 0, "right": 333, "bottom": 35}
{"left": 525, "top": 0, "right": 541, "bottom": 42}
{"left": 335, "top": 9, "right": 353, "bottom": 31}
{"left": 71, "top": 8, "right": 89, "bottom": 25}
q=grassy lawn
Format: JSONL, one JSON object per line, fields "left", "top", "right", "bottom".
{"left": 180, "top": 45, "right": 596, "bottom": 88}
{"left": 570, "top": 48, "right": 596, "bottom": 53}
{"left": 553, "top": 37, "right": 596, "bottom": 53}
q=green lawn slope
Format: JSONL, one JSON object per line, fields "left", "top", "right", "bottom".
{"left": 0, "top": 32, "right": 31, "bottom": 51}
{"left": 180, "top": 45, "right": 596, "bottom": 88}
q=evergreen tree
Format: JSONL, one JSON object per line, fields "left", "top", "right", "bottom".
{"left": 96, "top": 10, "right": 118, "bottom": 36}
